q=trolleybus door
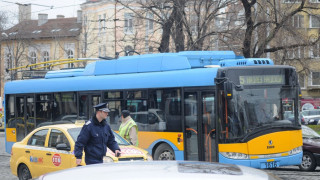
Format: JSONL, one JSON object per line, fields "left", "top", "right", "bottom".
{"left": 184, "top": 91, "right": 217, "bottom": 162}
{"left": 15, "top": 95, "right": 35, "bottom": 141}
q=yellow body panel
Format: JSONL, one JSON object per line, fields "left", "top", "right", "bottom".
{"left": 114, "top": 131, "right": 184, "bottom": 151}
{"left": 219, "top": 130, "right": 302, "bottom": 155}
{"left": 10, "top": 124, "right": 150, "bottom": 179}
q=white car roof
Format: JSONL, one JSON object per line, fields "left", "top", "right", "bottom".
{"left": 38, "top": 161, "right": 277, "bottom": 180}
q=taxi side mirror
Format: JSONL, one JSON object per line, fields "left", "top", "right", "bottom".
{"left": 56, "top": 143, "right": 71, "bottom": 151}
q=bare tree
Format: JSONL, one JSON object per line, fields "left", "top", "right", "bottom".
{"left": 1, "top": 31, "right": 30, "bottom": 80}
{"left": 116, "top": 0, "right": 239, "bottom": 52}
{"left": 240, "top": 0, "right": 320, "bottom": 58}
{"left": 79, "top": 15, "right": 101, "bottom": 59}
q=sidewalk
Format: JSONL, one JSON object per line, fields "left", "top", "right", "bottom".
{"left": 0, "top": 132, "right": 10, "bottom": 157}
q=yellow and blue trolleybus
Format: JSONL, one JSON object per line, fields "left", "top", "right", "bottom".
{"left": 4, "top": 51, "right": 302, "bottom": 168}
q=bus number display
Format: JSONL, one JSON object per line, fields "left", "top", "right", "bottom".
{"left": 239, "top": 75, "right": 284, "bottom": 85}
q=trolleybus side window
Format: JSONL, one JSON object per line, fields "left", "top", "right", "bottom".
{"left": 52, "top": 92, "right": 77, "bottom": 123}
{"left": 6, "top": 95, "right": 15, "bottom": 128}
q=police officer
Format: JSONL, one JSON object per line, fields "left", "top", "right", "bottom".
{"left": 119, "top": 110, "right": 139, "bottom": 146}
{"left": 74, "top": 103, "right": 121, "bottom": 165}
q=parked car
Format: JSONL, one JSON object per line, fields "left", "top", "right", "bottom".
{"left": 301, "top": 110, "right": 320, "bottom": 125}
{"left": 131, "top": 109, "right": 166, "bottom": 131}
{"left": 36, "top": 161, "right": 281, "bottom": 180}
{"left": 10, "top": 124, "right": 152, "bottom": 180}
{"left": 299, "top": 125, "right": 320, "bottom": 171}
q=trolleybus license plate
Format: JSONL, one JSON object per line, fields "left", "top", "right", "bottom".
{"left": 262, "top": 161, "right": 279, "bottom": 168}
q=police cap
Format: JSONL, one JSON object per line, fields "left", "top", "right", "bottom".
{"left": 93, "top": 103, "right": 110, "bottom": 112}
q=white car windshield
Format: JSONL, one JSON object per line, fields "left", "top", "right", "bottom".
{"left": 302, "top": 125, "right": 320, "bottom": 139}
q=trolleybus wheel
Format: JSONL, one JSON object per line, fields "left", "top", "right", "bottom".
{"left": 299, "top": 151, "right": 316, "bottom": 171}
{"left": 154, "top": 143, "right": 175, "bottom": 160}
{"left": 18, "top": 164, "right": 32, "bottom": 180}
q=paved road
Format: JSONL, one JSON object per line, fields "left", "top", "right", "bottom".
{"left": 0, "top": 132, "right": 18, "bottom": 180}
{"left": 1, "top": 131, "right": 320, "bottom": 180}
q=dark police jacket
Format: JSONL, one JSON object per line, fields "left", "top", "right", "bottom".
{"left": 74, "top": 115, "right": 120, "bottom": 165}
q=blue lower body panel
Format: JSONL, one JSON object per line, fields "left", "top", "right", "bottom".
{"left": 219, "top": 152, "right": 302, "bottom": 169}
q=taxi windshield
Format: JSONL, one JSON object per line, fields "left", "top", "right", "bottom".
{"left": 67, "top": 127, "right": 130, "bottom": 145}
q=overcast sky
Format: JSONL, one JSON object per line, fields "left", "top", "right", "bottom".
{"left": 0, "top": 0, "right": 86, "bottom": 27}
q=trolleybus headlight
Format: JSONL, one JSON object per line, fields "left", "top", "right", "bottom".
{"left": 103, "top": 156, "right": 114, "bottom": 163}
{"left": 146, "top": 153, "right": 153, "bottom": 161}
{"left": 220, "top": 152, "right": 249, "bottom": 159}
{"left": 288, "top": 146, "right": 302, "bottom": 155}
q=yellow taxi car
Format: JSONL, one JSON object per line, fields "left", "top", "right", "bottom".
{"left": 10, "top": 124, "right": 152, "bottom": 180}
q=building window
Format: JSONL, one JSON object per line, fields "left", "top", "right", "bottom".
{"left": 42, "top": 51, "right": 49, "bottom": 70}
{"left": 103, "top": 14, "right": 106, "bottom": 31}
{"left": 124, "top": 13, "right": 134, "bottom": 34}
{"left": 32, "top": 30, "right": 42, "bottom": 34}
{"left": 312, "top": 72, "right": 320, "bottom": 86}
{"left": 292, "top": 15, "right": 303, "bottom": 28}
{"left": 67, "top": 49, "right": 74, "bottom": 68}
{"left": 299, "top": 74, "right": 305, "bottom": 89}
{"left": 287, "top": 47, "right": 304, "bottom": 59}
{"left": 51, "top": 29, "right": 61, "bottom": 32}
{"left": 84, "top": 15, "right": 88, "bottom": 26}
{"left": 98, "top": 15, "right": 102, "bottom": 33}
{"left": 5, "top": 53, "right": 12, "bottom": 69}
{"left": 30, "top": 51, "right": 37, "bottom": 64}
{"left": 310, "top": 15, "right": 320, "bottom": 28}
{"left": 191, "top": 15, "right": 198, "bottom": 36}
{"left": 146, "top": 12, "right": 153, "bottom": 34}
{"left": 310, "top": 0, "right": 320, "bottom": 3}
{"left": 310, "top": 43, "right": 320, "bottom": 58}
{"left": 67, "top": 49, "right": 74, "bottom": 59}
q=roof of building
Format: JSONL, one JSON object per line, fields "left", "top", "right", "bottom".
{"left": 3, "top": 17, "right": 81, "bottom": 40}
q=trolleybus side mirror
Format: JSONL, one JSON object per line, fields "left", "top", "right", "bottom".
{"left": 224, "top": 82, "right": 233, "bottom": 99}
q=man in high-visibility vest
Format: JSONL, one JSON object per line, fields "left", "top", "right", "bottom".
{"left": 119, "top": 110, "right": 139, "bottom": 146}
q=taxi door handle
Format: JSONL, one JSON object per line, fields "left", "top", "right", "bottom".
{"left": 25, "top": 150, "right": 30, "bottom": 153}
{"left": 46, "top": 153, "right": 52, "bottom": 156}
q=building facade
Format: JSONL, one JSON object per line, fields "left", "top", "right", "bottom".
{"left": 80, "top": 0, "right": 162, "bottom": 58}
{"left": 280, "top": 0, "right": 320, "bottom": 109}
{"left": 0, "top": 7, "right": 82, "bottom": 95}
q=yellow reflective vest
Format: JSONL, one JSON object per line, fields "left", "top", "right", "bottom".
{"left": 119, "top": 118, "right": 139, "bottom": 146}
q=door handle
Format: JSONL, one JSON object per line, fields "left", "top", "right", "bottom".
{"left": 46, "top": 153, "right": 52, "bottom": 156}
{"left": 25, "top": 150, "right": 30, "bottom": 153}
